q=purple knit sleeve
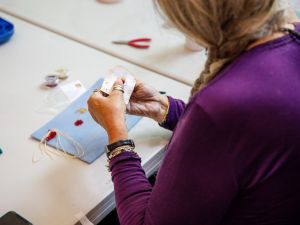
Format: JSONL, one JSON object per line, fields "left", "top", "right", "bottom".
{"left": 109, "top": 152, "right": 153, "bottom": 225}
{"left": 159, "top": 96, "right": 186, "bottom": 131}
{"left": 108, "top": 96, "right": 186, "bottom": 224}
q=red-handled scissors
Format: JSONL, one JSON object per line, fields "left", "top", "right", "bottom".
{"left": 112, "top": 38, "right": 151, "bottom": 49}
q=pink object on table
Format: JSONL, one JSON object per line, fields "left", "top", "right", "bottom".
{"left": 112, "top": 38, "right": 151, "bottom": 49}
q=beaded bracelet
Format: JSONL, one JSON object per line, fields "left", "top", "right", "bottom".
{"left": 106, "top": 139, "right": 135, "bottom": 158}
{"left": 107, "top": 145, "right": 136, "bottom": 160}
{"left": 106, "top": 145, "right": 137, "bottom": 172}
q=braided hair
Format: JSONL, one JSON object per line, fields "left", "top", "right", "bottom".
{"left": 156, "top": 0, "right": 288, "bottom": 95}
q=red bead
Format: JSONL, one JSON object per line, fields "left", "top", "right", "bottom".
{"left": 46, "top": 131, "right": 57, "bottom": 141}
{"left": 74, "top": 119, "right": 84, "bottom": 126}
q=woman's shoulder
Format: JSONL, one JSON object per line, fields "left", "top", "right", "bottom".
{"left": 193, "top": 28, "right": 300, "bottom": 114}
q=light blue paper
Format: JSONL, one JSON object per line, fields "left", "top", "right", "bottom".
{"left": 31, "top": 79, "right": 141, "bottom": 164}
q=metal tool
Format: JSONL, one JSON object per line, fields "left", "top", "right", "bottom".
{"left": 112, "top": 38, "right": 151, "bottom": 49}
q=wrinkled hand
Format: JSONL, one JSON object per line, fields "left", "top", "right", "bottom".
{"left": 87, "top": 79, "right": 128, "bottom": 144}
{"left": 126, "top": 80, "right": 169, "bottom": 123}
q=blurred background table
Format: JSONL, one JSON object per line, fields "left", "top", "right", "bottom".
{"left": 0, "top": 0, "right": 207, "bottom": 85}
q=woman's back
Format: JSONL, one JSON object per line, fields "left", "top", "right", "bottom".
{"left": 150, "top": 25, "right": 300, "bottom": 225}
{"left": 207, "top": 25, "right": 300, "bottom": 225}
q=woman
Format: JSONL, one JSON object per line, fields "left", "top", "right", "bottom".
{"left": 88, "top": 0, "right": 300, "bottom": 224}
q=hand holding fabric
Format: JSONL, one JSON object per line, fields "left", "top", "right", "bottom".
{"left": 126, "top": 80, "right": 169, "bottom": 123}
{"left": 87, "top": 79, "right": 128, "bottom": 144}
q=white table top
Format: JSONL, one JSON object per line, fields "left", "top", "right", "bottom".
{"left": 0, "top": 13, "right": 191, "bottom": 225}
{"left": 0, "top": 0, "right": 207, "bottom": 85}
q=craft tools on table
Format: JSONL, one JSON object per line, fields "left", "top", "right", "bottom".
{"left": 32, "top": 67, "right": 140, "bottom": 164}
{"left": 37, "top": 80, "right": 86, "bottom": 115}
{"left": 0, "top": 147, "right": 3, "bottom": 155}
{"left": 45, "top": 75, "right": 59, "bottom": 87}
{"left": 112, "top": 38, "right": 151, "bottom": 49}
{"left": 55, "top": 68, "right": 69, "bottom": 80}
{"left": 44, "top": 68, "right": 70, "bottom": 87}
{"left": 0, "top": 17, "right": 14, "bottom": 44}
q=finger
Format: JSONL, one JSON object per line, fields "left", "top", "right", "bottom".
{"left": 135, "top": 79, "right": 142, "bottom": 86}
{"left": 90, "top": 92, "right": 107, "bottom": 105}
{"left": 87, "top": 92, "right": 105, "bottom": 110}
{"left": 133, "top": 79, "right": 142, "bottom": 91}
{"left": 111, "top": 79, "right": 124, "bottom": 97}
{"left": 92, "top": 90, "right": 106, "bottom": 98}
{"left": 87, "top": 98, "right": 103, "bottom": 122}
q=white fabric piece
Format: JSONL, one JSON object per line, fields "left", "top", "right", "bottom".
{"left": 100, "top": 66, "right": 136, "bottom": 104}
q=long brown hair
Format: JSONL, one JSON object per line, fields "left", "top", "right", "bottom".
{"left": 156, "top": 0, "right": 288, "bottom": 95}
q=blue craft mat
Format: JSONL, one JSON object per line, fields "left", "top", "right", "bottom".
{"left": 31, "top": 79, "right": 141, "bottom": 164}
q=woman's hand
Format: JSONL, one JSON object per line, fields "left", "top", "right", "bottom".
{"left": 126, "top": 80, "right": 169, "bottom": 123}
{"left": 87, "top": 79, "right": 128, "bottom": 144}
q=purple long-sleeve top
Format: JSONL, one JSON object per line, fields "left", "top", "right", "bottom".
{"left": 109, "top": 24, "right": 300, "bottom": 225}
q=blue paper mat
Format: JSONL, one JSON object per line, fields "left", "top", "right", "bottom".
{"left": 31, "top": 79, "right": 141, "bottom": 164}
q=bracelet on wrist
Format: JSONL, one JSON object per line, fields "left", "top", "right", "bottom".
{"left": 106, "top": 151, "right": 139, "bottom": 172}
{"left": 107, "top": 145, "right": 135, "bottom": 160}
{"left": 106, "top": 139, "right": 135, "bottom": 158}
{"left": 106, "top": 143, "right": 137, "bottom": 172}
